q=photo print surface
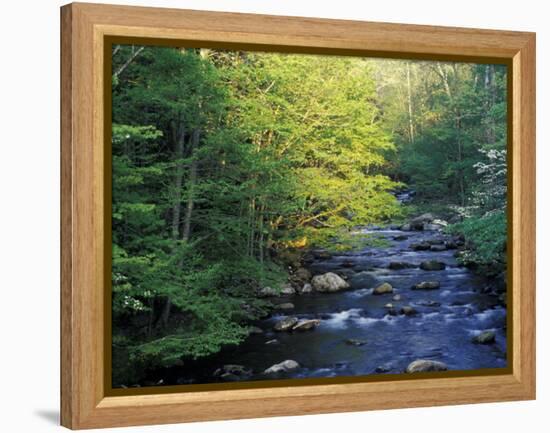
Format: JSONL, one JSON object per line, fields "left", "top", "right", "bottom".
{"left": 110, "top": 44, "right": 508, "bottom": 388}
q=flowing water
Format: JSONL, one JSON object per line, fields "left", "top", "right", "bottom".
{"left": 158, "top": 225, "right": 507, "bottom": 385}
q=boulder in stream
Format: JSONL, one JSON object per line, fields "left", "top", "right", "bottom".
{"left": 472, "top": 330, "right": 496, "bottom": 344}
{"left": 213, "top": 364, "right": 252, "bottom": 381}
{"left": 299, "top": 283, "right": 313, "bottom": 294}
{"left": 248, "top": 326, "right": 264, "bottom": 335}
{"left": 430, "top": 244, "right": 447, "bottom": 252}
{"left": 280, "top": 285, "right": 296, "bottom": 295}
{"left": 292, "top": 319, "right": 321, "bottom": 332}
{"left": 372, "top": 282, "right": 394, "bottom": 295}
{"left": 420, "top": 260, "right": 446, "bottom": 271}
{"left": 273, "top": 316, "right": 299, "bottom": 332}
{"left": 411, "top": 242, "right": 431, "bottom": 251}
{"left": 400, "top": 306, "right": 418, "bottom": 316}
{"left": 258, "top": 286, "right": 279, "bottom": 297}
{"left": 388, "top": 261, "right": 415, "bottom": 270}
{"left": 264, "top": 360, "right": 300, "bottom": 375}
{"left": 405, "top": 359, "right": 448, "bottom": 373}
{"left": 312, "top": 272, "right": 350, "bottom": 292}
{"left": 412, "top": 281, "right": 441, "bottom": 290}
{"left": 290, "top": 267, "right": 312, "bottom": 286}
{"left": 274, "top": 302, "right": 295, "bottom": 311}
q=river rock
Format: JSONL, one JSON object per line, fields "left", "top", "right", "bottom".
{"left": 312, "top": 272, "right": 350, "bottom": 292}
{"left": 388, "top": 261, "right": 415, "bottom": 270}
{"left": 424, "top": 223, "right": 444, "bottom": 231}
{"left": 264, "top": 360, "right": 300, "bottom": 375}
{"left": 400, "top": 223, "right": 412, "bottom": 231}
{"left": 393, "top": 234, "right": 409, "bottom": 241}
{"left": 412, "top": 281, "right": 441, "bottom": 290}
{"left": 430, "top": 244, "right": 447, "bottom": 252}
{"left": 346, "top": 338, "right": 367, "bottom": 346}
{"left": 392, "top": 294, "right": 402, "bottom": 301}
{"left": 248, "top": 326, "right": 264, "bottom": 335}
{"left": 273, "top": 316, "right": 299, "bottom": 332}
{"left": 400, "top": 305, "right": 418, "bottom": 316}
{"left": 411, "top": 242, "right": 431, "bottom": 251}
{"left": 280, "top": 285, "right": 296, "bottom": 295}
{"left": 420, "top": 260, "right": 446, "bottom": 271}
{"left": 406, "top": 359, "right": 448, "bottom": 373}
{"left": 275, "top": 302, "right": 295, "bottom": 311}
{"left": 299, "top": 283, "right": 313, "bottom": 294}
{"left": 445, "top": 240, "right": 458, "bottom": 249}
{"left": 290, "top": 267, "right": 312, "bottom": 286}
{"left": 472, "top": 330, "right": 496, "bottom": 344}
{"left": 213, "top": 364, "right": 252, "bottom": 381}
{"left": 341, "top": 259, "right": 355, "bottom": 268}
{"left": 411, "top": 213, "right": 435, "bottom": 224}
{"left": 372, "top": 282, "right": 394, "bottom": 295}
{"left": 375, "top": 363, "right": 394, "bottom": 373}
{"left": 258, "top": 286, "right": 279, "bottom": 297}
{"left": 292, "top": 319, "right": 320, "bottom": 331}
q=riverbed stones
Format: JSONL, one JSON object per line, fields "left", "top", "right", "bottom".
{"left": 372, "top": 282, "right": 394, "bottom": 295}
{"left": 345, "top": 338, "right": 367, "bottom": 346}
{"left": 406, "top": 359, "right": 448, "bottom": 373}
{"left": 400, "top": 223, "right": 412, "bottom": 231}
{"left": 420, "top": 260, "right": 446, "bottom": 271}
{"left": 280, "top": 285, "right": 296, "bottom": 295}
{"left": 213, "top": 364, "right": 252, "bottom": 381}
{"left": 412, "top": 281, "right": 441, "bottom": 290}
{"left": 274, "top": 302, "right": 295, "bottom": 311}
{"left": 273, "top": 316, "right": 299, "bottom": 332}
{"left": 312, "top": 272, "right": 350, "bottom": 292}
{"left": 375, "top": 363, "right": 395, "bottom": 373}
{"left": 388, "top": 261, "right": 415, "bottom": 270}
{"left": 411, "top": 242, "right": 431, "bottom": 251}
{"left": 430, "top": 244, "right": 447, "bottom": 252}
{"left": 290, "top": 267, "right": 312, "bottom": 286}
{"left": 258, "top": 286, "right": 279, "bottom": 297}
{"left": 472, "top": 330, "right": 496, "bottom": 344}
{"left": 248, "top": 326, "right": 264, "bottom": 335}
{"left": 392, "top": 294, "right": 402, "bottom": 301}
{"left": 264, "top": 360, "right": 300, "bottom": 375}
{"left": 292, "top": 319, "right": 321, "bottom": 332}
{"left": 393, "top": 234, "right": 409, "bottom": 241}
{"left": 400, "top": 305, "right": 418, "bottom": 316}
{"left": 299, "top": 283, "right": 313, "bottom": 294}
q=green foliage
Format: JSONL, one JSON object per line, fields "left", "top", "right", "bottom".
{"left": 448, "top": 211, "right": 507, "bottom": 272}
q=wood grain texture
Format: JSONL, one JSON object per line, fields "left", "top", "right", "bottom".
{"left": 60, "top": 2, "right": 536, "bottom": 429}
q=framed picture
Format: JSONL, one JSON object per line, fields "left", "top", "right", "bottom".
{"left": 60, "top": 2, "right": 535, "bottom": 429}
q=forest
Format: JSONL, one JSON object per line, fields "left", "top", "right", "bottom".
{"left": 111, "top": 45, "right": 508, "bottom": 386}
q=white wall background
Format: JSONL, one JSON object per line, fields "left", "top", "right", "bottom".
{"left": 0, "top": 0, "right": 545, "bottom": 431}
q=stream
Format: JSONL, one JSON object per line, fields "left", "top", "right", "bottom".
{"left": 158, "top": 223, "right": 507, "bottom": 385}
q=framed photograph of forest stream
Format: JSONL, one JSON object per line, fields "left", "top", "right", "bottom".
{"left": 60, "top": 3, "right": 536, "bottom": 429}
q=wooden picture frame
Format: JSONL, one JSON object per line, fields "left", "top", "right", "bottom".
{"left": 61, "top": 2, "right": 536, "bottom": 429}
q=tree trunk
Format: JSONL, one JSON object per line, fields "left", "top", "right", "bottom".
{"left": 182, "top": 128, "right": 200, "bottom": 242}
{"left": 171, "top": 121, "right": 186, "bottom": 238}
{"left": 406, "top": 62, "right": 415, "bottom": 144}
